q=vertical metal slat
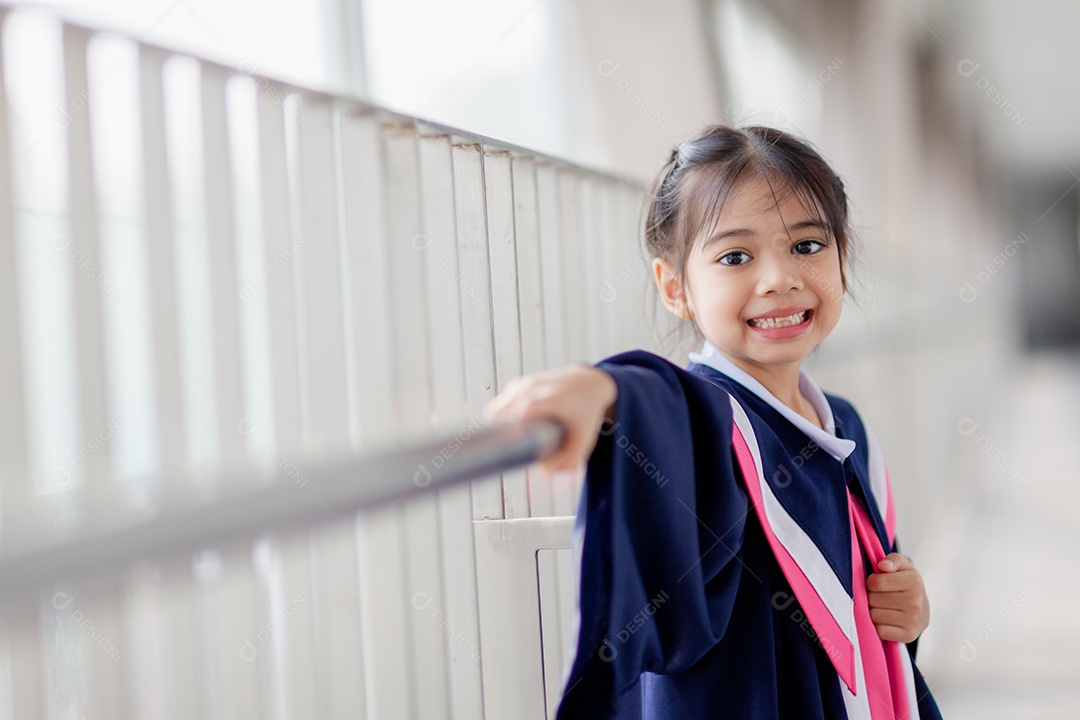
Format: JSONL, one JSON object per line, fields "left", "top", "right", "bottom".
{"left": 62, "top": 24, "right": 130, "bottom": 717}
{"left": 339, "top": 109, "right": 404, "bottom": 720}
{"left": 558, "top": 170, "right": 587, "bottom": 364}
{"left": 384, "top": 121, "right": 449, "bottom": 720}
{"left": 510, "top": 154, "right": 566, "bottom": 714}
{"left": 419, "top": 130, "right": 484, "bottom": 719}
{"left": 139, "top": 44, "right": 204, "bottom": 720}
{"left": 449, "top": 139, "right": 502, "bottom": 522}
{"left": 483, "top": 148, "right": 529, "bottom": 518}
{"left": 296, "top": 94, "right": 367, "bottom": 718}
{"left": 0, "top": 8, "right": 46, "bottom": 718}
{"left": 198, "top": 59, "right": 262, "bottom": 718}
{"left": 255, "top": 79, "right": 320, "bottom": 718}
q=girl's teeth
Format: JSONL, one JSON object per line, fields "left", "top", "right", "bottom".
{"left": 750, "top": 311, "right": 807, "bottom": 329}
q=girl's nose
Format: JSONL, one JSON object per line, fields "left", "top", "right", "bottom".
{"left": 755, "top": 251, "right": 805, "bottom": 295}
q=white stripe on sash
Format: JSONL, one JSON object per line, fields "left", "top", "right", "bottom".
{"left": 729, "top": 398, "right": 857, "bottom": 659}
{"left": 899, "top": 647, "right": 922, "bottom": 720}
{"left": 840, "top": 637, "right": 872, "bottom": 720}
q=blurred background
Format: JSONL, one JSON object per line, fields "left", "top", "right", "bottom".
{"left": 3, "top": 0, "right": 1078, "bottom": 717}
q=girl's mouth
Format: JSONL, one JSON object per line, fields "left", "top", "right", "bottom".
{"left": 747, "top": 309, "right": 813, "bottom": 338}
{"left": 748, "top": 310, "right": 810, "bottom": 329}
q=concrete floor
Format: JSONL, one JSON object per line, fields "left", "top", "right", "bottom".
{"left": 914, "top": 350, "right": 1080, "bottom": 718}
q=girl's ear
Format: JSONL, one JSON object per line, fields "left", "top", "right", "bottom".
{"left": 652, "top": 257, "right": 694, "bottom": 319}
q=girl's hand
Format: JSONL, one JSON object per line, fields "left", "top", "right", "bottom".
{"left": 866, "top": 552, "right": 930, "bottom": 643}
{"left": 482, "top": 364, "right": 618, "bottom": 477}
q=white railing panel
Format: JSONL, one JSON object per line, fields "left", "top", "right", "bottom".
{"left": 558, "top": 170, "right": 587, "bottom": 363}
{"left": 201, "top": 61, "right": 247, "bottom": 474}
{"left": 277, "top": 536, "right": 320, "bottom": 719}
{"left": 1, "top": 605, "right": 45, "bottom": 720}
{"left": 198, "top": 59, "right": 264, "bottom": 718}
{"left": 255, "top": 84, "right": 305, "bottom": 448}
{"left": 475, "top": 516, "right": 574, "bottom": 720}
{"left": 339, "top": 110, "right": 407, "bottom": 720}
{"left": 600, "top": 179, "right": 620, "bottom": 357}
{"left": 296, "top": 96, "right": 350, "bottom": 451}
{"left": 449, "top": 139, "right": 503, "bottom": 522}
{"left": 155, "top": 559, "right": 203, "bottom": 720}
{"left": 539, "top": 547, "right": 578, "bottom": 720}
{"left": 0, "top": 8, "right": 650, "bottom": 717}
{"left": 511, "top": 153, "right": 567, "bottom": 705}
{"left": 418, "top": 130, "right": 468, "bottom": 425}
{"left": 419, "top": 130, "right": 485, "bottom": 719}
{"left": 339, "top": 109, "right": 394, "bottom": 448}
{"left": 512, "top": 153, "right": 547, "bottom": 374}
{"left": 61, "top": 23, "right": 132, "bottom": 716}
{"left": 138, "top": 44, "right": 204, "bottom": 720}
{"left": 614, "top": 185, "right": 646, "bottom": 350}
{"left": 384, "top": 122, "right": 431, "bottom": 432}
{"left": 261, "top": 86, "right": 321, "bottom": 718}
{"left": 357, "top": 501, "right": 411, "bottom": 719}
{"left": 0, "top": 8, "right": 45, "bottom": 715}
{"left": 355, "top": 121, "right": 433, "bottom": 720}
{"left": 63, "top": 27, "right": 110, "bottom": 516}
{"left": 386, "top": 121, "right": 452, "bottom": 720}
{"left": 140, "top": 45, "right": 187, "bottom": 498}
{"left": 483, "top": 148, "right": 529, "bottom": 518}
{"left": 228, "top": 71, "right": 296, "bottom": 720}
{"left": 536, "top": 160, "right": 568, "bottom": 368}
{"left": 157, "top": 52, "right": 215, "bottom": 720}
{"left": 134, "top": 43, "right": 190, "bottom": 720}
{"left": 295, "top": 93, "right": 367, "bottom": 718}
{"left": 577, "top": 175, "right": 604, "bottom": 361}
{"left": 535, "top": 159, "right": 580, "bottom": 711}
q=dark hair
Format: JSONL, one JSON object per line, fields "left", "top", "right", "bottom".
{"left": 644, "top": 125, "right": 852, "bottom": 301}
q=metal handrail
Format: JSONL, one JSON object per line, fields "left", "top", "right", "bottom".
{"left": 0, "top": 419, "right": 564, "bottom": 606}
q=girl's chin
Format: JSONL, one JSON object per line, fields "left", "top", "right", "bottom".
{"left": 743, "top": 338, "right": 820, "bottom": 362}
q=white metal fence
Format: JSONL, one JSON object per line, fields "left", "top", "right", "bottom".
{"left": 0, "top": 5, "right": 650, "bottom": 718}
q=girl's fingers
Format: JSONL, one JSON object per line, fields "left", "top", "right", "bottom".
{"left": 868, "top": 607, "right": 911, "bottom": 627}
{"left": 874, "top": 623, "right": 918, "bottom": 643}
{"left": 481, "top": 399, "right": 500, "bottom": 421}
{"left": 867, "top": 588, "right": 915, "bottom": 610}
{"left": 876, "top": 552, "right": 911, "bottom": 573}
{"left": 483, "top": 365, "right": 616, "bottom": 482}
{"left": 866, "top": 569, "right": 921, "bottom": 593}
{"left": 867, "top": 585, "right": 929, "bottom": 638}
{"left": 482, "top": 388, "right": 517, "bottom": 420}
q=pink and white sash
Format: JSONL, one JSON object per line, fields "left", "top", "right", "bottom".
{"left": 729, "top": 396, "right": 921, "bottom": 719}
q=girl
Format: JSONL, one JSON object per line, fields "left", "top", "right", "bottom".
{"left": 484, "top": 125, "right": 942, "bottom": 719}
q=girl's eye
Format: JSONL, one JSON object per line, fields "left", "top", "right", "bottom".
{"left": 718, "top": 250, "right": 751, "bottom": 266}
{"left": 793, "top": 239, "right": 826, "bottom": 255}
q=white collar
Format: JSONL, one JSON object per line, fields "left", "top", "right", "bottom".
{"left": 688, "top": 340, "right": 856, "bottom": 462}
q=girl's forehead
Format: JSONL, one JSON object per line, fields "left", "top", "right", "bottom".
{"left": 689, "top": 173, "right": 823, "bottom": 245}
{"left": 724, "top": 176, "right": 796, "bottom": 213}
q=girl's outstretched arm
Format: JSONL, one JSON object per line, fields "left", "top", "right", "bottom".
{"left": 482, "top": 364, "right": 618, "bottom": 477}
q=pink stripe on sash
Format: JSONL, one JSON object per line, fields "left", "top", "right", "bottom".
{"left": 731, "top": 423, "right": 857, "bottom": 694}
{"left": 850, "top": 494, "right": 916, "bottom": 719}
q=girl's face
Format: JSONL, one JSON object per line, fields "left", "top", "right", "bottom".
{"left": 654, "top": 175, "right": 845, "bottom": 374}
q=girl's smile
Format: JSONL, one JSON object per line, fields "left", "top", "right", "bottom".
{"left": 746, "top": 306, "right": 814, "bottom": 339}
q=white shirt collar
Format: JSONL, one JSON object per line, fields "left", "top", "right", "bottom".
{"left": 687, "top": 340, "right": 856, "bottom": 462}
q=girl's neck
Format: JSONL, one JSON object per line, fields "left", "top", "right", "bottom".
{"left": 726, "top": 356, "right": 823, "bottom": 430}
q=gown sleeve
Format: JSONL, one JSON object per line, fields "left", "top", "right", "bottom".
{"left": 555, "top": 350, "right": 751, "bottom": 719}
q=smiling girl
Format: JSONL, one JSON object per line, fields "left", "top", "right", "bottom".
{"left": 484, "top": 125, "right": 943, "bottom": 719}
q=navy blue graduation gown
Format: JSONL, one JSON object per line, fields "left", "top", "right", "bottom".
{"left": 556, "top": 350, "right": 943, "bottom": 719}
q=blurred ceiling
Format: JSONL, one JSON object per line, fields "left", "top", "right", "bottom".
{"left": 928, "top": 0, "right": 1078, "bottom": 178}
